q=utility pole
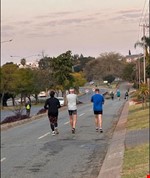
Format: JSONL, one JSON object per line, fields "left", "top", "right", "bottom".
{"left": 143, "top": 24, "right": 146, "bottom": 83}
{"left": 149, "top": 0, "right": 150, "bottom": 41}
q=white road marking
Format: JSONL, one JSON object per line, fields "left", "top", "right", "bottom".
{"left": 79, "top": 113, "right": 85, "bottom": 117}
{"left": 64, "top": 121, "right": 69, "bottom": 125}
{"left": 38, "top": 132, "right": 50, "bottom": 139}
{"left": 1, "top": 157, "right": 6, "bottom": 162}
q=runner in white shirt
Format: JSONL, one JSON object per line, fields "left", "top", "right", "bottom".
{"left": 66, "top": 88, "right": 78, "bottom": 134}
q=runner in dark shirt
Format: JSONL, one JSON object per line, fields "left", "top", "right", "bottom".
{"left": 44, "top": 91, "right": 61, "bottom": 136}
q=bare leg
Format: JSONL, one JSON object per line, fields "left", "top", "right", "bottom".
{"left": 98, "top": 114, "right": 102, "bottom": 129}
{"left": 95, "top": 115, "right": 98, "bottom": 128}
{"left": 69, "top": 115, "right": 73, "bottom": 129}
{"left": 73, "top": 114, "right": 77, "bottom": 129}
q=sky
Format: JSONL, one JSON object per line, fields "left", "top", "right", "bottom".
{"left": 1, "top": 0, "right": 149, "bottom": 65}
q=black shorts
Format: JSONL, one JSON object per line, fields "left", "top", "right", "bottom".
{"left": 68, "top": 110, "right": 77, "bottom": 116}
{"left": 94, "top": 111, "right": 103, "bottom": 115}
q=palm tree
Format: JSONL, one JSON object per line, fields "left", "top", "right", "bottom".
{"left": 135, "top": 82, "right": 149, "bottom": 109}
{"left": 20, "top": 58, "right": 26, "bottom": 66}
{"left": 135, "top": 36, "right": 150, "bottom": 80}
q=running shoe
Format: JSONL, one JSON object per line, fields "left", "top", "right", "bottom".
{"left": 99, "top": 128, "right": 103, "bottom": 133}
{"left": 55, "top": 128, "right": 59, "bottom": 134}
{"left": 72, "top": 128, "right": 75, "bottom": 134}
{"left": 96, "top": 128, "right": 99, "bottom": 132}
{"left": 52, "top": 131, "right": 56, "bottom": 136}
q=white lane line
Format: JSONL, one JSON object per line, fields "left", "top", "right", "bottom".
{"left": 79, "top": 113, "right": 85, "bottom": 117}
{"left": 1, "top": 157, "right": 6, "bottom": 162}
{"left": 64, "top": 121, "right": 69, "bottom": 125}
{"left": 38, "top": 132, "right": 50, "bottom": 139}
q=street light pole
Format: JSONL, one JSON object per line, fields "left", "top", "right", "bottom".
{"left": 1, "top": 39, "right": 13, "bottom": 43}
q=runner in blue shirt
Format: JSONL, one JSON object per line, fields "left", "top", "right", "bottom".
{"left": 91, "top": 88, "right": 105, "bottom": 133}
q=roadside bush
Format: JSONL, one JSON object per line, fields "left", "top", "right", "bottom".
{"left": 37, "top": 108, "right": 46, "bottom": 115}
{"left": 1, "top": 114, "right": 29, "bottom": 124}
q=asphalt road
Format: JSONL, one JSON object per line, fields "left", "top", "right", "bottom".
{"left": 1, "top": 83, "right": 128, "bottom": 178}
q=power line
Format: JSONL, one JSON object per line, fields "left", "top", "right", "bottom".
{"left": 139, "top": 0, "right": 148, "bottom": 26}
{"left": 139, "top": 0, "right": 147, "bottom": 25}
{"left": 138, "top": 0, "right": 149, "bottom": 41}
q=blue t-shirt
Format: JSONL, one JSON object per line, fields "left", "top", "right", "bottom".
{"left": 91, "top": 94, "right": 104, "bottom": 111}
{"left": 117, "top": 90, "right": 120, "bottom": 97}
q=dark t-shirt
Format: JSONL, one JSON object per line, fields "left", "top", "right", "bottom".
{"left": 44, "top": 97, "right": 61, "bottom": 116}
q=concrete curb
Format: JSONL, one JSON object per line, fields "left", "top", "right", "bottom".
{"left": 97, "top": 101, "right": 129, "bottom": 178}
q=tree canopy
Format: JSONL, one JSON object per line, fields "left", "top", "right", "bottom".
{"left": 84, "top": 52, "right": 125, "bottom": 82}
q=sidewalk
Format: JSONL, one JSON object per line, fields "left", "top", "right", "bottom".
{"left": 97, "top": 101, "right": 129, "bottom": 178}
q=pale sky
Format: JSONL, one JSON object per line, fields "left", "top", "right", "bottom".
{"left": 1, "top": 0, "right": 149, "bottom": 65}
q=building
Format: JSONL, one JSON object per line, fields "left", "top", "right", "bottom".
{"left": 125, "top": 53, "right": 143, "bottom": 63}
{"left": 18, "top": 61, "right": 39, "bottom": 68}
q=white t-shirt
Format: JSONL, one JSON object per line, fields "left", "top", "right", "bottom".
{"left": 66, "top": 93, "right": 77, "bottom": 110}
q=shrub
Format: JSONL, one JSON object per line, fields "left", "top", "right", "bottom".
{"left": 37, "top": 108, "right": 46, "bottom": 115}
{"left": 1, "top": 114, "right": 29, "bottom": 124}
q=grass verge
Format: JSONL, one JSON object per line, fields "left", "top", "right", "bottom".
{"left": 127, "top": 103, "right": 149, "bottom": 130}
{"left": 121, "top": 103, "right": 149, "bottom": 178}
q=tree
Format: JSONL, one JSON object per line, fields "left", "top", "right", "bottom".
{"left": 135, "top": 82, "right": 149, "bottom": 109}
{"left": 71, "top": 72, "right": 87, "bottom": 92}
{"left": 0, "top": 63, "right": 19, "bottom": 107}
{"left": 51, "top": 51, "right": 74, "bottom": 94}
{"left": 20, "top": 58, "right": 26, "bottom": 66}
{"left": 135, "top": 36, "right": 150, "bottom": 79}
{"left": 122, "top": 63, "right": 136, "bottom": 82}
{"left": 38, "top": 56, "right": 52, "bottom": 70}
{"left": 84, "top": 52, "right": 125, "bottom": 82}
{"left": 134, "top": 36, "right": 150, "bottom": 57}
{"left": 103, "top": 74, "right": 115, "bottom": 84}
{"left": 78, "top": 56, "right": 95, "bottom": 71}
{"left": 14, "top": 68, "right": 35, "bottom": 103}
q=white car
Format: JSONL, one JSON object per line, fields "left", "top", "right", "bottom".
{"left": 38, "top": 91, "right": 47, "bottom": 97}
{"left": 57, "top": 97, "right": 65, "bottom": 106}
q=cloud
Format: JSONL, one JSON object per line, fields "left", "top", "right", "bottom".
{"left": 15, "top": 20, "right": 33, "bottom": 25}
{"left": 1, "top": 25, "right": 15, "bottom": 37}
{"left": 35, "top": 10, "right": 81, "bottom": 19}
{"left": 2, "top": 25, "right": 14, "bottom": 31}
{"left": 2, "top": 8, "right": 141, "bottom": 40}
{"left": 113, "top": 29, "right": 138, "bottom": 33}
{"left": 108, "top": 8, "right": 141, "bottom": 23}
{"left": 117, "top": 9, "right": 141, "bottom": 19}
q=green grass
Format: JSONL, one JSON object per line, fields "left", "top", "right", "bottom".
{"left": 127, "top": 104, "right": 149, "bottom": 130}
{"left": 121, "top": 144, "right": 149, "bottom": 178}
{"left": 121, "top": 103, "right": 149, "bottom": 178}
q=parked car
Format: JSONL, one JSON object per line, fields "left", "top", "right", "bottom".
{"left": 57, "top": 97, "right": 65, "bottom": 106}
{"left": 38, "top": 91, "right": 47, "bottom": 97}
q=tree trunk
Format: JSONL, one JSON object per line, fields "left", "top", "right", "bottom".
{"left": 1, "top": 92, "right": 4, "bottom": 109}
{"left": 12, "top": 97, "right": 15, "bottom": 106}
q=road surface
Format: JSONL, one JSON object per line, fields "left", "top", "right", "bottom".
{"left": 1, "top": 83, "right": 128, "bottom": 178}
